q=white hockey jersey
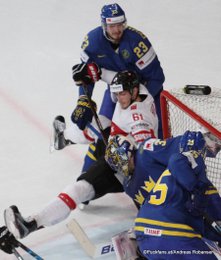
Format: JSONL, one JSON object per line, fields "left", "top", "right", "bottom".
{"left": 110, "top": 85, "right": 158, "bottom": 144}
{"left": 64, "top": 85, "right": 158, "bottom": 145}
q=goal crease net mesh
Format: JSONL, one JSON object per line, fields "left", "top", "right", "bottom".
{"left": 160, "top": 88, "right": 221, "bottom": 194}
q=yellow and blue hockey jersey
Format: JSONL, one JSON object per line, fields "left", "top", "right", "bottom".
{"left": 121, "top": 134, "right": 221, "bottom": 240}
{"left": 79, "top": 26, "right": 165, "bottom": 98}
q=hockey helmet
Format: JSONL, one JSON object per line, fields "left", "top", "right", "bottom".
{"left": 105, "top": 135, "right": 135, "bottom": 177}
{"left": 110, "top": 71, "right": 139, "bottom": 94}
{"left": 101, "top": 3, "right": 126, "bottom": 26}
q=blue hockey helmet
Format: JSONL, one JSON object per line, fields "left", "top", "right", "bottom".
{"left": 101, "top": 3, "right": 126, "bottom": 26}
{"left": 105, "top": 135, "right": 134, "bottom": 177}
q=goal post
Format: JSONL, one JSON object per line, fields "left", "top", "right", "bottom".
{"left": 160, "top": 88, "right": 221, "bottom": 194}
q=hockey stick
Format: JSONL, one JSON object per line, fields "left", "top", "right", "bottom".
{"left": 202, "top": 238, "right": 221, "bottom": 256}
{"left": 16, "top": 240, "right": 44, "bottom": 260}
{"left": 201, "top": 213, "right": 221, "bottom": 256}
{"left": 67, "top": 219, "right": 114, "bottom": 258}
{"left": 212, "top": 221, "right": 221, "bottom": 235}
{"left": 204, "top": 213, "right": 221, "bottom": 236}
{"left": 12, "top": 247, "right": 24, "bottom": 260}
{"left": 82, "top": 85, "right": 108, "bottom": 146}
{"left": 210, "top": 220, "right": 221, "bottom": 235}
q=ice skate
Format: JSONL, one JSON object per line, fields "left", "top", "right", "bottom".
{"left": 50, "top": 115, "right": 73, "bottom": 152}
{"left": 4, "top": 205, "right": 38, "bottom": 239}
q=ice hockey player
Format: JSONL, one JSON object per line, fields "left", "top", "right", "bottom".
{"left": 71, "top": 2, "right": 165, "bottom": 143}
{"left": 56, "top": 3, "right": 164, "bottom": 174}
{"left": 3, "top": 70, "right": 158, "bottom": 242}
{"left": 2, "top": 131, "right": 221, "bottom": 257}
{"left": 105, "top": 131, "right": 221, "bottom": 259}
{"left": 52, "top": 69, "right": 158, "bottom": 210}
{"left": 56, "top": 70, "right": 158, "bottom": 147}
{"left": 52, "top": 67, "right": 158, "bottom": 173}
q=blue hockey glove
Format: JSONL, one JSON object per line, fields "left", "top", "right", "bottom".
{"left": 71, "top": 96, "right": 97, "bottom": 130}
{"left": 180, "top": 131, "right": 206, "bottom": 154}
{"left": 186, "top": 186, "right": 208, "bottom": 217}
{"left": 0, "top": 226, "right": 18, "bottom": 254}
{"left": 72, "top": 62, "right": 101, "bottom": 86}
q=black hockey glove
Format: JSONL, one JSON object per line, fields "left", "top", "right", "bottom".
{"left": 71, "top": 96, "right": 97, "bottom": 130}
{"left": 0, "top": 226, "right": 18, "bottom": 254}
{"left": 72, "top": 62, "right": 101, "bottom": 86}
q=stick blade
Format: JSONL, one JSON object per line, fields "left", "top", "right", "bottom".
{"left": 67, "top": 219, "right": 96, "bottom": 258}
{"left": 67, "top": 219, "right": 115, "bottom": 258}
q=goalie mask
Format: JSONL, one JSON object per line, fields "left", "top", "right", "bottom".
{"left": 105, "top": 135, "right": 134, "bottom": 177}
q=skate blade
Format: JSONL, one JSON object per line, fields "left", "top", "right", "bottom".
{"left": 49, "top": 135, "right": 56, "bottom": 153}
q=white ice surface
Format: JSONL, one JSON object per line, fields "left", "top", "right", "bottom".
{"left": 0, "top": 0, "right": 221, "bottom": 259}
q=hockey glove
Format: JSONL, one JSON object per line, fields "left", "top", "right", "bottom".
{"left": 179, "top": 131, "right": 206, "bottom": 154}
{"left": 0, "top": 226, "right": 18, "bottom": 254}
{"left": 186, "top": 186, "right": 208, "bottom": 217}
{"left": 72, "top": 62, "right": 101, "bottom": 86}
{"left": 71, "top": 96, "right": 97, "bottom": 130}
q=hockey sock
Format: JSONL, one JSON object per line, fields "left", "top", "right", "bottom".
{"left": 34, "top": 197, "right": 72, "bottom": 227}
{"left": 33, "top": 180, "right": 95, "bottom": 227}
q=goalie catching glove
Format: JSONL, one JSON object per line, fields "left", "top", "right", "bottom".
{"left": 72, "top": 62, "right": 101, "bottom": 86}
{"left": 0, "top": 226, "right": 18, "bottom": 254}
{"left": 71, "top": 96, "right": 97, "bottom": 130}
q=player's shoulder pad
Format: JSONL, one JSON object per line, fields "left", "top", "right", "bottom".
{"left": 124, "top": 27, "right": 156, "bottom": 69}
{"left": 81, "top": 26, "right": 103, "bottom": 52}
{"left": 142, "top": 138, "right": 165, "bottom": 151}
{"left": 125, "top": 26, "right": 150, "bottom": 43}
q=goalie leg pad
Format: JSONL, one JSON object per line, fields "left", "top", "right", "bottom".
{"left": 112, "top": 230, "right": 139, "bottom": 260}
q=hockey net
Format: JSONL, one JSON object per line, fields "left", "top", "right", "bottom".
{"left": 160, "top": 88, "right": 221, "bottom": 194}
